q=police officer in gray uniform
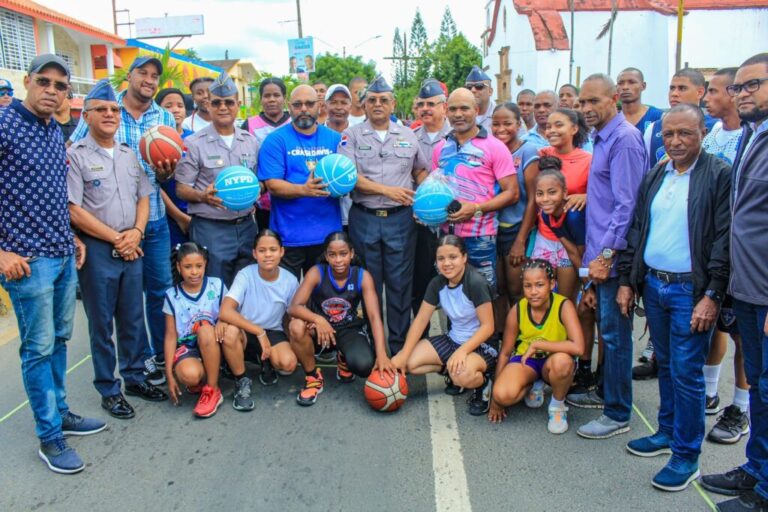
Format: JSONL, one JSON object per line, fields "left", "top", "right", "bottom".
{"left": 68, "top": 80, "right": 168, "bottom": 419}
{"left": 411, "top": 79, "right": 452, "bottom": 317}
{"left": 175, "top": 72, "right": 259, "bottom": 287}
{"left": 338, "top": 76, "right": 429, "bottom": 354}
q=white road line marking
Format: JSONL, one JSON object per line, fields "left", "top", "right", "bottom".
{"left": 427, "top": 373, "right": 472, "bottom": 512}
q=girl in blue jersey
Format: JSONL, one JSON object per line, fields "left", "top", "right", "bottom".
{"left": 163, "top": 242, "right": 230, "bottom": 418}
{"left": 392, "top": 235, "right": 498, "bottom": 417}
{"left": 288, "top": 231, "right": 394, "bottom": 406}
{"left": 488, "top": 259, "right": 584, "bottom": 434}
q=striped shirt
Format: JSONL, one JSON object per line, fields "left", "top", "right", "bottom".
{"left": 70, "top": 90, "right": 176, "bottom": 221}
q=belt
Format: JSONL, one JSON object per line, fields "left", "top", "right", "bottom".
{"left": 352, "top": 203, "right": 408, "bottom": 218}
{"left": 193, "top": 214, "right": 252, "bottom": 225}
{"left": 648, "top": 268, "right": 693, "bottom": 284}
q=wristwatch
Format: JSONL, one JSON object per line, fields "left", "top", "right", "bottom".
{"left": 601, "top": 248, "right": 616, "bottom": 260}
{"left": 473, "top": 205, "right": 483, "bottom": 219}
{"left": 705, "top": 289, "right": 724, "bottom": 304}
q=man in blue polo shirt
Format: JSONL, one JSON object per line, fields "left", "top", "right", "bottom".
{"left": 70, "top": 56, "right": 177, "bottom": 381}
{"left": 258, "top": 84, "right": 341, "bottom": 278}
{"left": 0, "top": 54, "right": 106, "bottom": 475}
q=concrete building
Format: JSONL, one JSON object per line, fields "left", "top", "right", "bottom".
{"left": 205, "top": 58, "right": 258, "bottom": 106}
{"left": 482, "top": 0, "right": 768, "bottom": 107}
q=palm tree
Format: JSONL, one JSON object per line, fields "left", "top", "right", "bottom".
{"left": 109, "top": 44, "right": 185, "bottom": 93}
{"left": 596, "top": 0, "right": 619, "bottom": 75}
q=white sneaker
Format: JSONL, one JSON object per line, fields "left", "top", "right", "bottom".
{"left": 524, "top": 380, "right": 545, "bottom": 408}
{"left": 548, "top": 404, "right": 569, "bottom": 434}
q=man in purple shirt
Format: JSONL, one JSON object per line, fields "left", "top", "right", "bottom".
{"left": 568, "top": 74, "right": 648, "bottom": 439}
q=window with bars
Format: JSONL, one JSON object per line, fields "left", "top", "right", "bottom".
{"left": 0, "top": 8, "right": 37, "bottom": 71}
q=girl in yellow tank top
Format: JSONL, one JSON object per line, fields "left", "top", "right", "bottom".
{"left": 488, "top": 259, "right": 585, "bottom": 434}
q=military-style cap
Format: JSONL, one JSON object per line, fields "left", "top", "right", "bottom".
{"left": 28, "top": 54, "right": 70, "bottom": 78}
{"left": 465, "top": 65, "right": 491, "bottom": 83}
{"left": 85, "top": 79, "right": 117, "bottom": 102}
{"left": 209, "top": 71, "right": 238, "bottom": 97}
{"left": 325, "top": 83, "right": 351, "bottom": 101}
{"left": 367, "top": 75, "right": 393, "bottom": 94}
{"left": 0, "top": 78, "right": 12, "bottom": 91}
{"left": 419, "top": 79, "right": 445, "bottom": 99}
{"left": 129, "top": 56, "right": 163, "bottom": 74}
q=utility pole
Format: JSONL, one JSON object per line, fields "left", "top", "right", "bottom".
{"left": 385, "top": 33, "right": 423, "bottom": 82}
{"left": 296, "top": 0, "right": 303, "bottom": 38}
{"left": 112, "top": 0, "right": 118, "bottom": 34}
{"left": 568, "top": 0, "right": 574, "bottom": 83}
{"left": 675, "top": 0, "right": 684, "bottom": 71}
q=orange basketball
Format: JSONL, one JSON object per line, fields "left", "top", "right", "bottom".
{"left": 364, "top": 371, "right": 408, "bottom": 412}
{"left": 139, "top": 125, "right": 184, "bottom": 168}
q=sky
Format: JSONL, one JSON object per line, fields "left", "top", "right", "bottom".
{"left": 38, "top": 0, "right": 486, "bottom": 80}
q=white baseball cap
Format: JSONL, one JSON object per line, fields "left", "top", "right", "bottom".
{"left": 325, "top": 84, "right": 351, "bottom": 102}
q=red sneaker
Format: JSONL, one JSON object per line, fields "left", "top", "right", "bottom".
{"left": 193, "top": 385, "right": 223, "bottom": 418}
{"left": 296, "top": 369, "right": 324, "bottom": 406}
{"left": 336, "top": 352, "right": 355, "bottom": 383}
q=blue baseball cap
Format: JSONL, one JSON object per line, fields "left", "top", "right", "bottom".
{"left": 28, "top": 54, "right": 70, "bottom": 78}
{"left": 129, "top": 56, "right": 163, "bottom": 74}
{"left": 0, "top": 78, "right": 12, "bottom": 91}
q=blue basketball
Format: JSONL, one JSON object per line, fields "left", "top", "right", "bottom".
{"left": 214, "top": 166, "right": 260, "bottom": 211}
{"left": 413, "top": 178, "right": 455, "bottom": 226}
{"left": 315, "top": 153, "right": 357, "bottom": 197}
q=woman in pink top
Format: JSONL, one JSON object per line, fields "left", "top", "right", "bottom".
{"left": 531, "top": 108, "right": 591, "bottom": 300}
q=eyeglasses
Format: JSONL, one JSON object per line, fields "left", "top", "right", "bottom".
{"left": 726, "top": 77, "right": 768, "bottom": 97}
{"left": 465, "top": 83, "right": 487, "bottom": 91}
{"left": 0, "top": 90, "right": 13, "bottom": 97}
{"left": 86, "top": 106, "right": 121, "bottom": 114}
{"left": 365, "top": 96, "right": 392, "bottom": 106}
{"left": 290, "top": 100, "right": 317, "bottom": 110}
{"left": 34, "top": 76, "right": 70, "bottom": 92}
{"left": 416, "top": 100, "right": 443, "bottom": 108}
{"left": 210, "top": 98, "right": 237, "bottom": 107}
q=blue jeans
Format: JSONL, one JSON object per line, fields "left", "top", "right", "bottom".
{"left": 0, "top": 256, "right": 76, "bottom": 443}
{"left": 596, "top": 277, "right": 633, "bottom": 422}
{"left": 463, "top": 235, "right": 498, "bottom": 291}
{"left": 142, "top": 218, "right": 172, "bottom": 358}
{"left": 733, "top": 299, "right": 768, "bottom": 500}
{"left": 643, "top": 273, "right": 710, "bottom": 461}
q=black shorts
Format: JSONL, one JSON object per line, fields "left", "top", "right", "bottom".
{"left": 244, "top": 329, "right": 289, "bottom": 363}
{"left": 716, "top": 295, "right": 740, "bottom": 335}
{"left": 173, "top": 344, "right": 201, "bottom": 367}
{"left": 496, "top": 225, "right": 521, "bottom": 260}
{"left": 428, "top": 334, "right": 498, "bottom": 371}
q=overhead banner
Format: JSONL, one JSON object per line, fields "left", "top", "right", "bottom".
{"left": 288, "top": 37, "right": 315, "bottom": 74}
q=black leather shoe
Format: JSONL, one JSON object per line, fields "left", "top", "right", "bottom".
{"left": 125, "top": 382, "right": 168, "bottom": 402}
{"left": 101, "top": 394, "right": 135, "bottom": 419}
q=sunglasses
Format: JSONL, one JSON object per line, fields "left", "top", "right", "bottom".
{"left": 0, "top": 90, "right": 13, "bottom": 97}
{"left": 34, "top": 77, "right": 70, "bottom": 92}
{"left": 211, "top": 98, "right": 237, "bottom": 107}
{"left": 465, "top": 83, "right": 487, "bottom": 91}
{"left": 290, "top": 100, "right": 317, "bottom": 110}
{"left": 366, "top": 96, "right": 392, "bottom": 106}
{"left": 86, "top": 106, "right": 121, "bottom": 114}
{"left": 416, "top": 100, "right": 443, "bottom": 108}
{"left": 726, "top": 77, "right": 768, "bottom": 97}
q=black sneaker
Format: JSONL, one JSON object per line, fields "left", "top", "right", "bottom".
{"left": 143, "top": 356, "right": 166, "bottom": 386}
{"left": 569, "top": 365, "right": 595, "bottom": 395}
{"left": 632, "top": 358, "right": 658, "bottom": 380}
{"left": 708, "top": 405, "right": 750, "bottom": 445}
{"left": 444, "top": 374, "right": 465, "bottom": 396}
{"left": 259, "top": 360, "right": 278, "bottom": 386}
{"left": 707, "top": 394, "right": 722, "bottom": 415}
{"left": 220, "top": 362, "right": 235, "bottom": 381}
{"left": 716, "top": 491, "right": 768, "bottom": 512}
{"left": 468, "top": 376, "right": 492, "bottom": 416}
{"left": 700, "top": 467, "right": 758, "bottom": 496}
{"left": 232, "top": 376, "right": 255, "bottom": 411}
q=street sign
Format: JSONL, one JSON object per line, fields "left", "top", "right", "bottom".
{"left": 136, "top": 15, "right": 205, "bottom": 39}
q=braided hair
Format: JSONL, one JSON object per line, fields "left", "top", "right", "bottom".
{"left": 522, "top": 258, "right": 556, "bottom": 280}
{"left": 171, "top": 242, "right": 209, "bottom": 289}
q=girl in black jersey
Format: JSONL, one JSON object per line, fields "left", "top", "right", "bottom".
{"left": 289, "top": 231, "right": 394, "bottom": 406}
{"left": 392, "top": 235, "right": 498, "bottom": 416}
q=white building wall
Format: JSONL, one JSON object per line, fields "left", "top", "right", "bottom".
{"left": 485, "top": 2, "right": 768, "bottom": 108}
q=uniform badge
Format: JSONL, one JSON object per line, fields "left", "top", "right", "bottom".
{"left": 340, "top": 135, "right": 348, "bottom": 147}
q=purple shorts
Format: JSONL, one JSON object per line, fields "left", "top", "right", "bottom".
{"left": 509, "top": 354, "right": 547, "bottom": 379}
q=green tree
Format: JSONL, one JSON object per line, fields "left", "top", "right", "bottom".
{"left": 392, "top": 28, "right": 408, "bottom": 88}
{"left": 430, "top": 33, "right": 482, "bottom": 92}
{"left": 408, "top": 9, "right": 430, "bottom": 83}
{"left": 439, "top": 7, "right": 458, "bottom": 41}
{"left": 181, "top": 48, "right": 201, "bottom": 61}
{"left": 109, "top": 44, "right": 185, "bottom": 92}
{"left": 310, "top": 53, "right": 377, "bottom": 88}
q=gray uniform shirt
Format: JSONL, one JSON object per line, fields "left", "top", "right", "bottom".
{"left": 339, "top": 120, "right": 428, "bottom": 209}
{"left": 175, "top": 124, "right": 259, "bottom": 220}
{"left": 413, "top": 120, "right": 452, "bottom": 169}
{"left": 477, "top": 99, "right": 496, "bottom": 133}
{"left": 67, "top": 135, "right": 153, "bottom": 232}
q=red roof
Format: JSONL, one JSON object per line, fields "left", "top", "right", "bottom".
{"left": 0, "top": 0, "right": 125, "bottom": 45}
{"left": 487, "top": 0, "right": 768, "bottom": 50}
